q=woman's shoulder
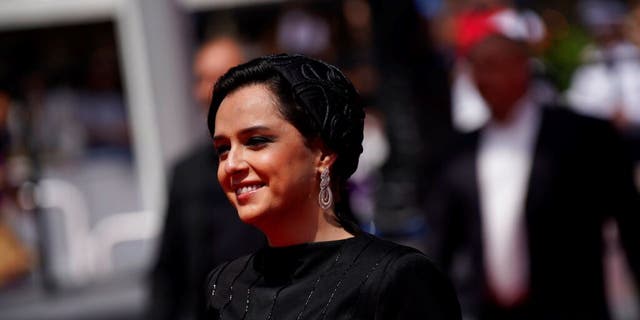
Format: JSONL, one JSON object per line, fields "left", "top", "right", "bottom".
{"left": 354, "top": 233, "right": 437, "bottom": 270}
{"left": 345, "top": 233, "right": 451, "bottom": 288}
{"left": 353, "top": 234, "right": 462, "bottom": 319}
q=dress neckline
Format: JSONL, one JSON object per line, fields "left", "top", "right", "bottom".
{"left": 265, "top": 234, "right": 360, "bottom": 251}
{"left": 255, "top": 233, "right": 366, "bottom": 281}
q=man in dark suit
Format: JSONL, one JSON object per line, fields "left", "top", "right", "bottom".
{"left": 425, "top": 34, "right": 640, "bottom": 319}
{"left": 148, "top": 36, "right": 264, "bottom": 320}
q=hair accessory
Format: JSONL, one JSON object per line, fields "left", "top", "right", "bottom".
{"left": 318, "top": 167, "right": 333, "bottom": 210}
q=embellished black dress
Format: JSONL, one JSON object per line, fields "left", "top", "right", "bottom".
{"left": 205, "top": 233, "right": 461, "bottom": 319}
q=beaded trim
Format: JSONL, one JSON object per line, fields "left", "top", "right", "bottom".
{"left": 219, "top": 254, "right": 255, "bottom": 320}
{"left": 346, "top": 247, "right": 399, "bottom": 319}
{"left": 295, "top": 250, "right": 344, "bottom": 320}
{"left": 211, "top": 261, "right": 231, "bottom": 298}
{"left": 241, "top": 275, "right": 263, "bottom": 320}
{"left": 318, "top": 238, "right": 373, "bottom": 320}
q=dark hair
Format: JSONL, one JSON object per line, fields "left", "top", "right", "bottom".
{"left": 207, "top": 54, "right": 365, "bottom": 233}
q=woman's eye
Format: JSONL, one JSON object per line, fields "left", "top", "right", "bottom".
{"left": 214, "top": 145, "right": 230, "bottom": 156}
{"left": 246, "top": 136, "right": 272, "bottom": 147}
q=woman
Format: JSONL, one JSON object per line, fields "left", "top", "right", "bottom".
{"left": 206, "top": 54, "right": 460, "bottom": 319}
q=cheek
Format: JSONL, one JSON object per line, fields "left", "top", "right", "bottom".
{"left": 259, "top": 150, "right": 315, "bottom": 192}
{"left": 217, "top": 165, "right": 230, "bottom": 192}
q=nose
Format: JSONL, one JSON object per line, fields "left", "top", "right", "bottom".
{"left": 224, "top": 146, "right": 248, "bottom": 176}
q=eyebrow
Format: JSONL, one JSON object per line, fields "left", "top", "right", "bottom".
{"left": 213, "top": 125, "right": 272, "bottom": 141}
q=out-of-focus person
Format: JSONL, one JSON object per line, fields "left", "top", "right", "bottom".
{"left": 425, "top": 33, "right": 640, "bottom": 319}
{"left": 0, "top": 86, "right": 33, "bottom": 289}
{"left": 566, "top": 0, "right": 640, "bottom": 127}
{"left": 367, "top": 0, "right": 455, "bottom": 241}
{"left": 147, "top": 36, "right": 264, "bottom": 320}
{"left": 449, "top": 2, "right": 547, "bottom": 132}
{"left": 627, "top": 1, "right": 640, "bottom": 50}
{"left": 566, "top": 0, "right": 640, "bottom": 164}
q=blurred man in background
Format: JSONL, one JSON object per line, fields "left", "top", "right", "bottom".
{"left": 566, "top": 0, "right": 640, "bottom": 166}
{"left": 0, "top": 85, "right": 33, "bottom": 289}
{"left": 148, "top": 36, "right": 264, "bottom": 320}
{"left": 425, "top": 33, "right": 640, "bottom": 319}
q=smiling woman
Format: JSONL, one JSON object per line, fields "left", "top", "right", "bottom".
{"left": 213, "top": 84, "right": 330, "bottom": 244}
{"left": 205, "top": 54, "right": 461, "bottom": 319}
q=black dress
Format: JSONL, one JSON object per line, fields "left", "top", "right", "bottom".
{"left": 205, "top": 233, "right": 461, "bottom": 319}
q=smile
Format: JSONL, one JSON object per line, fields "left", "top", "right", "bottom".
{"left": 235, "top": 184, "right": 265, "bottom": 196}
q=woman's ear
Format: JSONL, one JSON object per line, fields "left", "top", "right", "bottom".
{"left": 318, "top": 150, "right": 337, "bottom": 171}
{"left": 311, "top": 138, "right": 337, "bottom": 171}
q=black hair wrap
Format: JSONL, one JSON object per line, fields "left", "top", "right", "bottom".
{"left": 265, "top": 54, "right": 365, "bottom": 181}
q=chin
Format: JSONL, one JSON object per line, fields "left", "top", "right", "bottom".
{"left": 236, "top": 208, "right": 268, "bottom": 226}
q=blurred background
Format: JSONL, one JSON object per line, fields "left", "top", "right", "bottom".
{"left": 0, "top": 0, "right": 638, "bottom": 319}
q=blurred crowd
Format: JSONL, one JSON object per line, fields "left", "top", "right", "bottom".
{"left": 1, "top": 0, "right": 640, "bottom": 319}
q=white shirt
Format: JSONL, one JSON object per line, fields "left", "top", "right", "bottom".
{"left": 477, "top": 95, "right": 541, "bottom": 305}
{"left": 567, "top": 42, "right": 640, "bottom": 124}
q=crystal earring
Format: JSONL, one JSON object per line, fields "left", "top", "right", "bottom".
{"left": 318, "top": 167, "right": 333, "bottom": 210}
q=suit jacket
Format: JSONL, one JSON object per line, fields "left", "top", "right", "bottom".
{"left": 149, "top": 144, "right": 265, "bottom": 320}
{"left": 425, "top": 106, "right": 640, "bottom": 319}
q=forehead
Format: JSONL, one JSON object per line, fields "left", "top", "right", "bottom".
{"left": 469, "top": 37, "right": 527, "bottom": 63}
{"left": 194, "top": 41, "right": 242, "bottom": 74}
{"left": 214, "top": 84, "right": 284, "bottom": 134}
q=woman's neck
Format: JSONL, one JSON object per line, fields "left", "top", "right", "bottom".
{"left": 261, "top": 208, "right": 354, "bottom": 247}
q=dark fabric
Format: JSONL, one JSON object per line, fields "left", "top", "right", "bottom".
{"left": 149, "top": 144, "right": 265, "bottom": 320}
{"left": 425, "top": 106, "right": 640, "bottom": 319}
{"left": 205, "top": 233, "right": 461, "bottom": 319}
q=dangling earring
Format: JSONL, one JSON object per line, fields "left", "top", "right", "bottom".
{"left": 318, "top": 167, "right": 333, "bottom": 210}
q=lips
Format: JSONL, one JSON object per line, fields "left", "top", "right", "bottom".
{"left": 235, "top": 184, "right": 265, "bottom": 196}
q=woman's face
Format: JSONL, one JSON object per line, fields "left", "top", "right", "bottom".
{"left": 213, "top": 84, "right": 321, "bottom": 229}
